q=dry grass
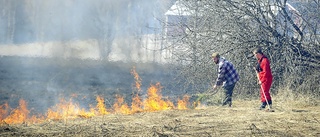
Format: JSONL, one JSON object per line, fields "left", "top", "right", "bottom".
{"left": 276, "top": 87, "right": 319, "bottom": 108}
{"left": 1, "top": 93, "right": 319, "bottom": 137}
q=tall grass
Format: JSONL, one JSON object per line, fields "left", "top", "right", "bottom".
{"left": 275, "top": 86, "right": 319, "bottom": 108}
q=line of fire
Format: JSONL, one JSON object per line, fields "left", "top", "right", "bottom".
{"left": 0, "top": 67, "right": 204, "bottom": 125}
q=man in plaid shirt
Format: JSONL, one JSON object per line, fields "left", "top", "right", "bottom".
{"left": 212, "top": 52, "right": 239, "bottom": 107}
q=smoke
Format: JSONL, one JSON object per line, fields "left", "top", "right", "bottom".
{"left": 0, "top": 0, "right": 176, "bottom": 62}
{"left": 0, "top": 0, "right": 181, "bottom": 115}
{"left": 0, "top": 0, "right": 172, "bottom": 44}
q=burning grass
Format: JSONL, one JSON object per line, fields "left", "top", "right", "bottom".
{"left": 0, "top": 67, "right": 195, "bottom": 125}
{"left": 0, "top": 84, "right": 193, "bottom": 125}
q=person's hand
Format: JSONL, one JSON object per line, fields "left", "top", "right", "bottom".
{"left": 210, "top": 85, "right": 219, "bottom": 95}
{"left": 213, "top": 85, "right": 217, "bottom": 90}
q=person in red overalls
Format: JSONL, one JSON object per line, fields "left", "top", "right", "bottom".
{"left": 253, "top": 47, "right": 273, "bottom": 110}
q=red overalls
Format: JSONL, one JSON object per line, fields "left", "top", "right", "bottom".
{"left": 257, "top": 55, "right": 273, "bottom": 102}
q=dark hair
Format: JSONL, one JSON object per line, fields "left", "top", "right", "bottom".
{"left": 253, "top": 47, "right": 263, "bottom": 54}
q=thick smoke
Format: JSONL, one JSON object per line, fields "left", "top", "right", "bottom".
{"left": 0, "top": 0, "right": 175, "bottom": 61}
{"left": 0, "top": 0, "right": 180, "bottom": 115}
{"left": 0, "top": 0, "right": 171, "bottom": 43}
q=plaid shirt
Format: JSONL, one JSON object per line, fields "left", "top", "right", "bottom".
{"left": 215, "top": 57, "right": 239, "bottom": 86}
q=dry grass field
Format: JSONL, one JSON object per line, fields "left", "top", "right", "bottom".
{"left": 0, "top": 57, "right": 319, "bottom": 137}
{"left": 0, "top": 98, "right": 319, "bottom": 137}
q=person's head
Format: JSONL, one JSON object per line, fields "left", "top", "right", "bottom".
{"left": 212, "top": 52, "right": 220, "bottom": 64}
{"left": 252, "top": 47, "right": 263, "bottom": 59}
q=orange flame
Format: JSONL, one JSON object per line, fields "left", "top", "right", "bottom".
{"left": 96, "top": 96, "right": 109, "bottom": 115}
{"left": 131, "top": 66, "right": 142, "bottom": 92}
{"left": 177, "top": 95, "right": 190, "bottom": 110}
{"left": 78, "top": 108, "right": 95, "bottom": 118}
{"left": 113, "top": 95, "right": 131, "bottom": 114}
{"left": 3, "top": 99, "right": 29, "bottom": 124}
{"left": 194, "top": 101, "right": 206, "bottom": 109}
{"left": 0, "top": 102, "right": 9, "bottom": 121}
{"left": 130, "top": 66, "right": 144, "bottom": 113}
{"left": 131, "top": 94, "right": 143, "bottom": 113}
{"left": 144, "top": 83, "right": 174, "bottom": 111}
{"left": 46, "top": 98, "right": 81, "bottom": 120}
{"left": 0, "top": 67, "right": 198, "bottom": 125}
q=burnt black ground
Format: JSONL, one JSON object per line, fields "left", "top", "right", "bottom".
{"left": 0, "top": 56, "right": 184, "bottom": 114}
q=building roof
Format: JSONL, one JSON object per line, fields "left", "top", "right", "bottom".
{"left": 165, "top": 1, "right": 192, "bottom": 16}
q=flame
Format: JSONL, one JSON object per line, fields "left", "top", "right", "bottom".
{"left": 131, "top": 94, "right": 143, "bottom": 113}
{"left": 78, "top": 108, "right": 95, "bottom": 118}
{"left": 113, "top": 95, "right": 131, "bottom": 114}
{"left": 177, "top": 95, "right": 190, "bottom": 110}
{"left": 96, "top": 96, "right": 109, "bottom": 115}
{"left": 0, "top": 103, "right": 9, "bottom": 120}
{"left": 194, "top": 101, "right": 207, "bottom": 109}
{"left": 112, "top": 82, "right": 180, "bottom": 114}
{"left": 131, "top": 66, "right": 142, "bottom": 92}
{"left": 130, "top": 66, "right": 143, "bottom": 113}
{"left": 46, "top": 98, "right": 81, "bottom": 120}
{"left": 0, "top": 67, "right": 199, "bottom": 125}
{"left": 28, "top": 115, "right": 45, "bottom": 123}
{"left": 3, "top": 99, "right": 29, "bottom": 124}
{"left": 144, "top": 83, "right": 174, "bottom": 111}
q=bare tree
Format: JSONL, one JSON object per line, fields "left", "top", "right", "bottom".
{"left": 165, "top": 0, "right": 320, "bottom": 97}
{"left": 1, "top": 0, "right": 17, "bottom": 44}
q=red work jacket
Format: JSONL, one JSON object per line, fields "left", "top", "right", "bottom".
{"left": 258, "top": 55, "right": 273, "bottom": 84}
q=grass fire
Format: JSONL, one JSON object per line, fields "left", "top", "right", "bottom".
{"left": 0, "top": 64, "right": 319, "bottom": 136}
{"left": 0, "top": 67, "right": 194, "bottom": 125}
